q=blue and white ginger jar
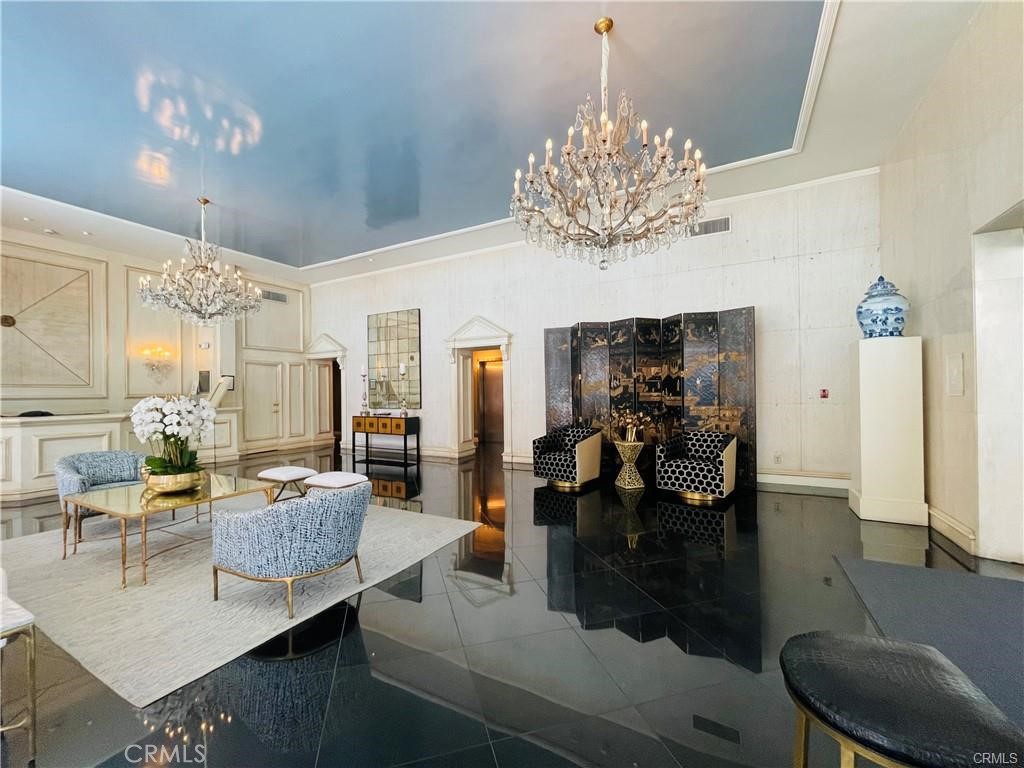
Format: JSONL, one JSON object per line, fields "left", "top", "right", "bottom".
{"left": 856, "top": 276, "right": 909, "bottom": 338}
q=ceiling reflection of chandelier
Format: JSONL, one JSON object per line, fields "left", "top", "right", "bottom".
{"left": 510, "top": 17, "right": 709, "bottom": 270}
{"left": 138, "top": 197, "right": 262, "bottom": 326}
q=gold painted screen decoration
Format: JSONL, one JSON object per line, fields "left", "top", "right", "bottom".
{"left": 367, "top": 309, "right": 421, "bottom": 409}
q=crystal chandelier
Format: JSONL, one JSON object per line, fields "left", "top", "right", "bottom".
{"left": 510, "top": 17, "right": 709, "bottom": 269}
{"left": 139, "top": 197, "right": 262, "bottom": 325}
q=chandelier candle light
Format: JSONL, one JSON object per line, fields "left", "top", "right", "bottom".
{"left": 139, "top": 197, "right": 262, "bottom": 325}
{"left": 511, "top": 17, "right": 709, "bottom": 269}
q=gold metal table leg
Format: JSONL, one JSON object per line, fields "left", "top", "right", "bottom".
{"left": 73, "top": 504, "right": 81, "bottom": 555}
{"left": 120, "top": 519, "right": 127, "bottom": 590}
{"left": 264, "top": 487, "right": 275, "bottom": 505}
{"left": 141, "top": 515, "right": 148, "bottom": 585}
{"left": 27, "top": 624, "right": 36, "bottom": 761}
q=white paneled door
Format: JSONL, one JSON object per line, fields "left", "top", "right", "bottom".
{"left": 243, "top": 361, "right": 283, "bottom": 443}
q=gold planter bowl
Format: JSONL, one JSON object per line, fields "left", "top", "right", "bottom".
{"left": 141, "top": 467, "right": 207, "bottom": 494}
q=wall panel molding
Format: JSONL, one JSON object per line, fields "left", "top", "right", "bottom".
{"left": 33, "top": 431, "right": 112, "bottom": 479}
{"left": 242, "top": 282, "right": 305, "bottom": 352}
{"left": 1, "top": 242, "right": 108, "bottom": 399}
{"left": 124, "top": 266, "right": 183, "bottom": 398}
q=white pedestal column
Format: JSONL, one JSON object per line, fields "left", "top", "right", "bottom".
{"left": 849, "top": 337, "right": 928, "bottom": 525}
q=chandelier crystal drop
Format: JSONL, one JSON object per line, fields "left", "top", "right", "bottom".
{"left": 510, "top": 17, "right": 709, "bottom": 269}
{"left": 138, "top": 197, "right": 262, "bottom": 326}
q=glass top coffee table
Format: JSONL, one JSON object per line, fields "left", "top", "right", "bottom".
{"left": 64, "top": 473, "right": 277, "bottom": 589}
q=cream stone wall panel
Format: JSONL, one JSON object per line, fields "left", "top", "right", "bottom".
{"left": 242, "top": 283, "right": 304, "bottom": 352}
{"left": 1, "top": 250, "right": 104, "bottom": 394}
{"left": 879, "top": 1, "right": 1024, "bottom": 547}
{"left": 124, "top": 267, "right": 182, "bottom": 398}
{"left": 311, "top": 171, "right": 881, "bottom": 481}
{"left": 2, "top": 331, "right": 84, "bottom": 387}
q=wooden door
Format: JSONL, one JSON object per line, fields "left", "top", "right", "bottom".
{"left": 243, "top": 361, "right": 283, "bottom": 442}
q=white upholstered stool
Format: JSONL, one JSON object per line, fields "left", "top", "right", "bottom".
{"left": 257, "top": 466, "right": 318, "bottom": 501}
{"left": 304, "top": 471, "right": 370, "bottom": 490}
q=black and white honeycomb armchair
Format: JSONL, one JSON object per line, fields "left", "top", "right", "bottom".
{"left": 532, "top": 425, "right": 602, "bottom": 491}
{"left": 656, "top": 430, "right": 737, "bottom": 503}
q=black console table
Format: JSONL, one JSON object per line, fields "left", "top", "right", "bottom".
{"left": 352, "top": 415, "right": 420, "bottom": 474}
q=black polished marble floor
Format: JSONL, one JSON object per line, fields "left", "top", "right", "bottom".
{"left": 1, "top": 445, "right": 1016, "bottom": 768}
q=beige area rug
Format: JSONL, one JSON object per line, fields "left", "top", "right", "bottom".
{"left": 1, "top": 500, "right": 478, "bottom": 708}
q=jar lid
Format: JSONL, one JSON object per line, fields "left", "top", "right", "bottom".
{"left": 865, "top": 275, "right": 899, "bottom": 297}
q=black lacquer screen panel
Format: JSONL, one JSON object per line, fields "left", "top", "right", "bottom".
{"left": 718, "top": 307, "right": 757, "bottom": 492}
{"left": 542, "top": 307, "right": 756, "bottom": 492}
{"left": 579, "top": 323, "right": 611, "bottom": 438}
{"left": 543, "top": 327, "right": 573, "bottom": 431}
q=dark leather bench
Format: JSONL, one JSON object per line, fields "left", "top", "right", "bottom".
{"left": 780, "top": 632, "right": 1024, "bottom": 768}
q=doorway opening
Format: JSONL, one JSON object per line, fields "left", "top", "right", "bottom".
{"left": 331, "top": 360, "right": 342, "bottom": 439}
{"left": 472, "top": 348, "right": 504, "bottom": 447}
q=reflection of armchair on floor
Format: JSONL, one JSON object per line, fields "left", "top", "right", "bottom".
{"left": 212, "top": 484, "right": 371, "bottom": 618}
{"left": 532, "top": 426, "right": 602, "bottom": 490}
{"left": 656, "top": 431, "right": 737, "bottom": 503}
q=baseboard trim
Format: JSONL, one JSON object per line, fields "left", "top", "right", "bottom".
{"left": 849, "top": 487, "right": 929, "bottom": 526}
{"left": 756, "top": 482, "right": 847, "bottom": 498}
{"left": 755, "top": 472, "right": 849, "bottom": 495}
{"left": 928, "top": 505, "right": 977, "bottom": 555}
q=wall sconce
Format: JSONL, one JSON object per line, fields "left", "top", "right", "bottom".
{"left": 141, "top": 346, "right": 173, "bottom": 381}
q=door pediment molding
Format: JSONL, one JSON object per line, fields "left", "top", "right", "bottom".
{"left": 446, "top": 316, "right": 512, "bottom": 362}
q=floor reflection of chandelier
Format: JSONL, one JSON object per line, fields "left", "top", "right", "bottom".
{"left": 510, "top": 17, "right": 709, "bottom": 270}
{"left": 138, "top": 197, "right": 262, "bottom": 325}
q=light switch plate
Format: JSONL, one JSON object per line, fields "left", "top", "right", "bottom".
{"left": 945, "top": 353, "right": 965, "bottom": 397}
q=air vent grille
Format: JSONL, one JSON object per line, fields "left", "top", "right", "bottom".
{"left": 262, "top": 290, "right": 288, "bottom": 303}
{"left": 693, "top": 216, "right": 731, "bottom": 237}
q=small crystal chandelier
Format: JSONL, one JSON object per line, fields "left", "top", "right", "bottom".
{"left": 139, "top": 197, "right": 262, "bottom": 326}
{"left": 510, "top": 17, "right": 709, "bottom": 269}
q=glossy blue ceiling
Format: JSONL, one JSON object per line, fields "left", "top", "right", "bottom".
{"left": 2, "top": 2, "right": 823, "bottom": 266}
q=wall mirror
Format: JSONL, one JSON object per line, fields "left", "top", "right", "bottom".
{"left": 367, "top": 308, "right": 421, "bottom": 409}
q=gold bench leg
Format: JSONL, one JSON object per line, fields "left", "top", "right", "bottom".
{"left": 354, "top": 553, "right": 364, "bottom": 583}
{"left": 793, "top": 706, "right": 809, "bottom": 768}
{"left": 286, "top": 579, "right": 295, "bottom": 620}
{"left": 840, "top": 744, "right": 855, "bottom": 768}
{"left": 212, "top": 566, "right": 219, "bottom": 601}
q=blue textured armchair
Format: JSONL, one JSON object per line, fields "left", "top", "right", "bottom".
{"left": 212, "top": 483, "right": 372, "bottom": 618}
{"left": 54, "top": 450, "right": 146, "bottom": 558}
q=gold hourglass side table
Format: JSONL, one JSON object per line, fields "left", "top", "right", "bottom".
{"left": 613, "top": 440, "right": 645, "bottom": 489}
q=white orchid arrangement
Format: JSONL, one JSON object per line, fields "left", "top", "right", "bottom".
{"left": 131, "top": 395, "right": 216, "bottom": 475}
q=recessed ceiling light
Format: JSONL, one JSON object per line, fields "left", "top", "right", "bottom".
{"left": 368, "top": 257, "right": 374, "bottom": 262}
{"left": 43, "top": 228, "right": 59, "bottom": 235}
{"left": 22, "top": 216, "right": 32, "bottom": 222}
{"left": 81, "top": 230, "right": 92, "bottom": 236}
